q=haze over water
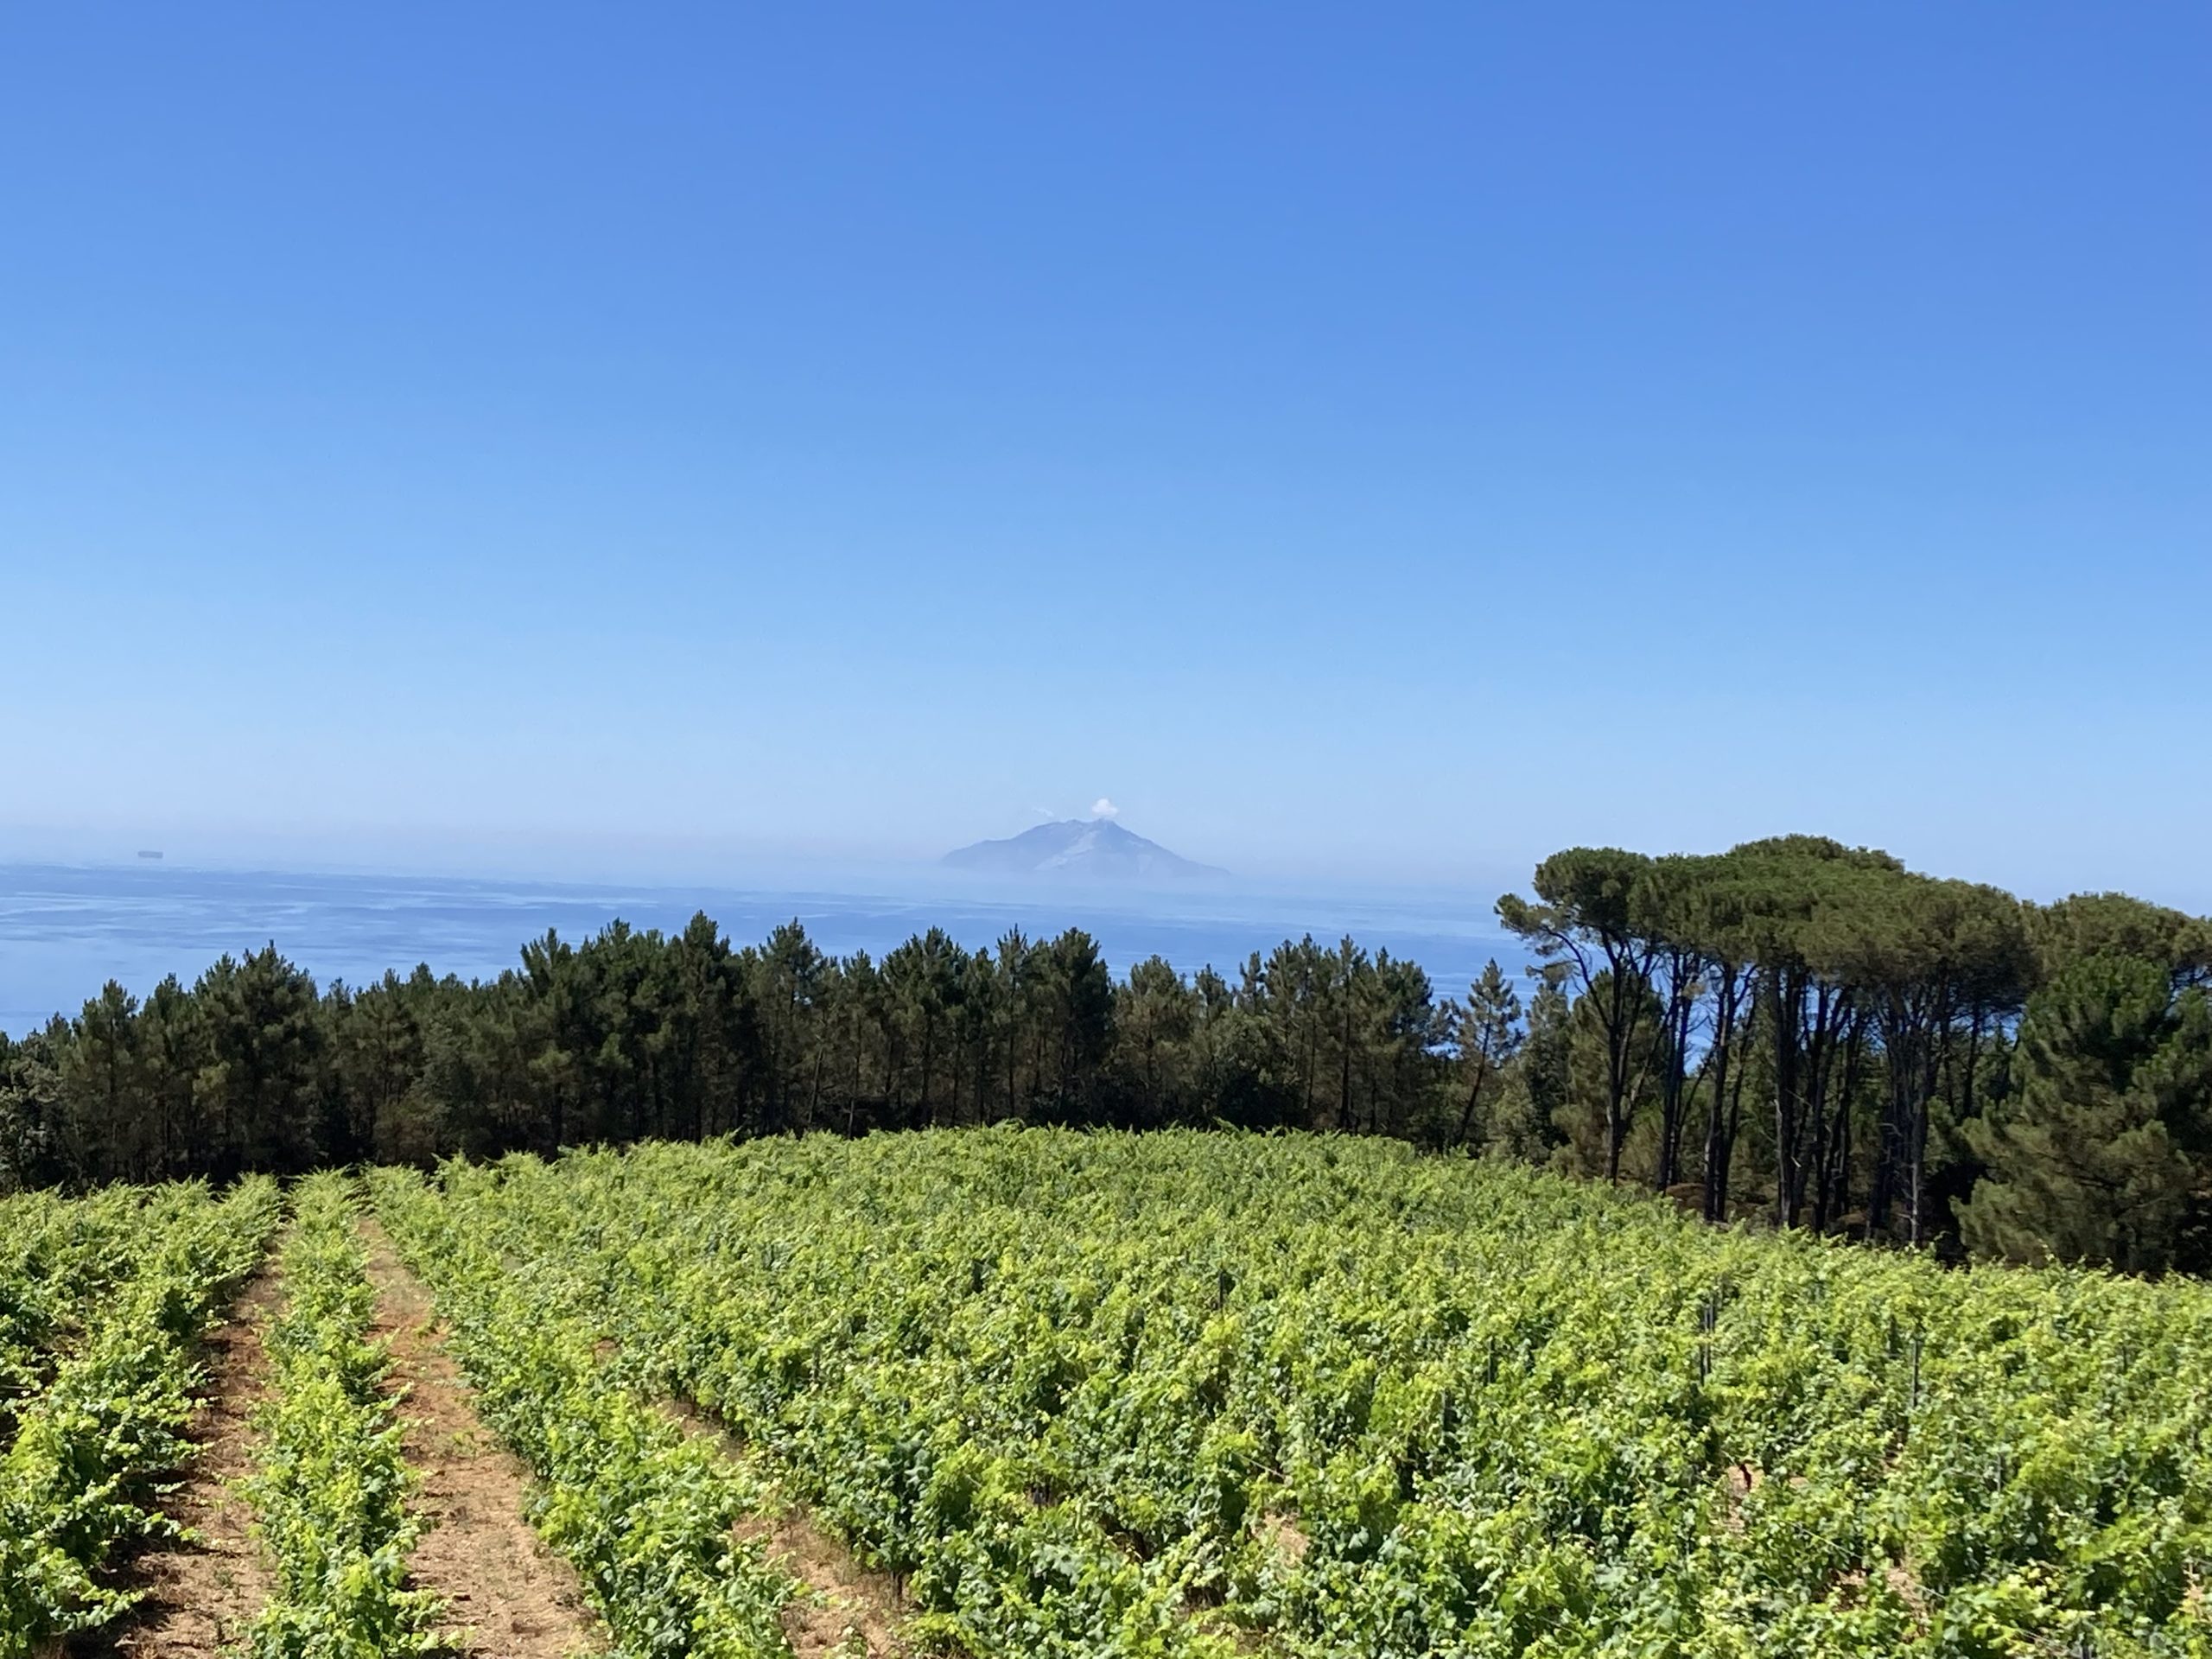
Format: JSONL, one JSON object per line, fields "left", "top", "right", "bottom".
{"left": 0, "top": 861, "right": 1525, "bottom": 1037}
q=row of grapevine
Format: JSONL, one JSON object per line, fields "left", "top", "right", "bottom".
{"left": 430, "top": 1130, "right": 2212, "bottom": 1659}
{"left": 367, "top": 1166, "right": 801, "bottom": 1658}
{"left": 0, "top": 1175, "right": 281, "bottom": 1656}
{"left": 1, "top": 1184, "right": 230, "bottom": 1438}
{"left": 241, "top": 1172, "right": 439, "bottom": 1657}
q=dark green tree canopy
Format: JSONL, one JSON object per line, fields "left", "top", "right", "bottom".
{"left": 2031, "top": 893, "right": 2212, "bottom": 991}
{"left": 1961, "top": 954, "right": 2212, "bottom": 1272}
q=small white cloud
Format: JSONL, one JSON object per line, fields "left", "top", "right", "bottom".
{"left": 1090, "top": 797, "right": 1121, "bottom": 820}
{"left": 1033, "top": 805, "right": 1057, "bottom": 819}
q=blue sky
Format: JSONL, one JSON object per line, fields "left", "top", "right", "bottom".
{"left": 2, "top": 4, "right": 2206, "bottom": 904}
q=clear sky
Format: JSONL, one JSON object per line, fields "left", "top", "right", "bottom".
{"left": 3, "top": 4, "right": 2206, "bottom": 906}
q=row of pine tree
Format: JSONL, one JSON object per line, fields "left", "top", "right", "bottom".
{"left": 3, "top": 835, "right": 2207, "bottom": 1272}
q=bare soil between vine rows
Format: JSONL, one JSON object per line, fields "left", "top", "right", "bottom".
{"left": 358, "top": 1217, "right": 609, "bottom": 1659}
{"left": 664, "top": 1395, "right": 916, "bottom": 1658}
{"left": 67, "top": 1265, "right": 283, "bottom": 1656}
{"left": 71, "top": 1218, "right": 925, "bottom": 1659}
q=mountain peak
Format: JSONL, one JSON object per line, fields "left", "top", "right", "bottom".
{"left": 941, "top": 819, "right": 1229, "bottom": 881}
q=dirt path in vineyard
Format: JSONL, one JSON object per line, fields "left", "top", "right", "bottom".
{"left": 359, "top": 1213, "right": 913, "bottom": 1659}
{"left": 664, "top": 1396, "right": 915, "bottom": 1658}
{"left": 67, "top": 1265, "right": 283, "bottom": 1656}
{"left": 357, "top": 1218, "right": 607, "bottom": 1659}
{"left": 745, "top": 1500, "right": 913, "bottom": 1659}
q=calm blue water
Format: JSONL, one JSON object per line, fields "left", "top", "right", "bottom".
{"left": 0, "top": 862, "right": 1525, "bottom": 1033}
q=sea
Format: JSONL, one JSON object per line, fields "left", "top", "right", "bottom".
{"left": 0, "top": 861, "right": 1528, "bottom": 1035}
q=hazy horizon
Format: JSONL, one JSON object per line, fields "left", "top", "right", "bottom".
{"left": 4, "top": 823, "right": 2209, "bottom": 920}
{"left": 0, "top": 854, "right": 1539, "bottom": 1037}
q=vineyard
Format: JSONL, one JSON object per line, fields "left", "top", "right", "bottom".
{"left": 1, "top": 1131, "right": 2208, "bottom": 1657}
{"left": 1, "top": 1176, "right": 278, "bottom": 1652}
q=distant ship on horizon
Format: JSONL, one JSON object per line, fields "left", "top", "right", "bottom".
{"left": 136, "top": 849, "right": 163, "bottom": 860}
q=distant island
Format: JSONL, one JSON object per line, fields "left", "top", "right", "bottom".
{"left": 941, "top": 818, "right": 1229, "bottom": 880}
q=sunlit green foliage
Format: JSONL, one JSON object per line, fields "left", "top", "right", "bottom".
{"left": 369, "top": 1166, "right": 798, "bottom": 1658}
{"left": 0, "top": 1184, "right": 205, "bottom": 1433}
{"left": 0, "top": 1176, "right": 279, "bottom": 1656}
{"left": 243, "top": 1172, "right": 439, "bottom": 1657}
{"left": 410, "top": 1131, "right": 2212, "bottom": 1658}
